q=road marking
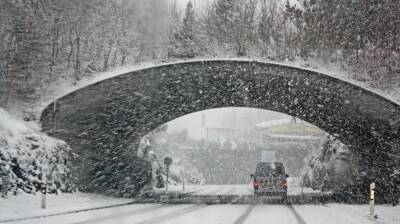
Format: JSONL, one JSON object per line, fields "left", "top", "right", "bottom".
{"left": 287, "top": 204, "right": 307, "bottom": 224}
{"left": 133, "top": 204, "right": 206, "bottom": 224}
{"left": 69, "top": 204, "right": 166, "bottom": 224}
{"left": 233, "top": 204, "right": 256, "bottom": 224}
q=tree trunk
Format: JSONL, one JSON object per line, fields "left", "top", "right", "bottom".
{"left": 74, "top": 34, "right": 81, "bottom": 81}
{"left": 103, "top": 39, "right": 113, "bottom": 71}
{"left": 67, "top": 28, "right": 74, "bottom": 68}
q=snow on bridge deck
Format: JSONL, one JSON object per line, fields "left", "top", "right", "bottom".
{"left": 37, "top": 58, "right": 400, "bottom": 118}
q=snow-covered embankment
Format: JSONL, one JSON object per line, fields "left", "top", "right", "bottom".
{"left": 0, "top": 108, "right": 75, "bottom": 196}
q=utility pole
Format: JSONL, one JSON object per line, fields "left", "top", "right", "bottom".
{"left": 181, "top": 167, "right": 186, "bottom": 192}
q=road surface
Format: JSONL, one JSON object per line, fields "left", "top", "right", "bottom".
{"left": 4, "top": 202, "right": 399, "bottom": 224}
{"left": 153, "top": 178, "right": 321, "bottom": 196}
{"left": 2, "top": 185, "right": 399, "bottom": 224}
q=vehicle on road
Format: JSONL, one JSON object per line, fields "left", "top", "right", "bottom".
{"left": 251, "top": 162, "right": 289, "bottom": 199}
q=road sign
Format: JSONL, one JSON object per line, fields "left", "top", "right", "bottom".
{"left": 261, "top": 151, "right": 275, "bottom": 162}
{"left": 164, "top": 157, "right": 173, "bottom": 193}
{"left": 164, "top": 157, "right": 172, "bottom": 167}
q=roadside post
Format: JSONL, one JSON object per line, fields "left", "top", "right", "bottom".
{"left": 164, "top": 157, "right": 173, "bottom": 193}
{"left": 300, "top": 178, "right": 304, "bottom": 195}
{"left": 369, "top": 182, "right": 375, "bottom": 220}
{"left": 181, "top": 168, "right": 186, "bottom": 192}
{"left": 41, "top": 176, "right": 47, "bottom": 209}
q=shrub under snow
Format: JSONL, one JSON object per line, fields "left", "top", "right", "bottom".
{"left": 0, "top": 108, "right": 75, "bottom": 195}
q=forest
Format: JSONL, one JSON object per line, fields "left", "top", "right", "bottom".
{"left": 1, "top": 0, "right": 399, "bottom": 117}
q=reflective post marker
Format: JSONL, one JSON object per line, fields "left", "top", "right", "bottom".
{"left": 41, "top": 177, "right": 47, "bottom": 209}
{"left": 41, "top": 192, "right": 46, "bottom": 209}
{"left": 369, "top": 182, "right": 375, "bottom": 220}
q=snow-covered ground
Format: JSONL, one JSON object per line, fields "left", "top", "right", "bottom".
{"left": 0, "top": 183, "right": 322, "bottom": 222}
{"left": 152, "top": 178, "right": 321, "bottom": 196}
{"left": 1, "top": 188, "right": 399, "bottom": 224}
{"left": 293, "top": 204, "right": 400, "bottom": 224}
{"left": 287, "top": 177, "right": 322, "bottom": 195}
{"left": 152, "top": 184, "right": 203, "bottom": 195}
{"left": 0, "top": 108, "right": 74, "bottom": 194}
{"left": 0, "top": 192, "right": 132, "bottom": 222}
{"left": 191, "top": 184, "right": 253, "bottom": 196}
{"left": 152, "top": 184, "right": 250, "bottom": 196}
{"left": 3, "top": 201, "right": 399, "bottom": 224}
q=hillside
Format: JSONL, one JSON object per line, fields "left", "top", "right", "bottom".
{"left": 0, "top": 108, "right": 75, "bottom": 196}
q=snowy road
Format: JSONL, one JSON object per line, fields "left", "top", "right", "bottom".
{"left": 155, "top": 179, "right": 322, "bottom": 196}
{"left": 4, "top": 203, "right": 400, "bottom": 224}
{"left": 190, "top": 184, "right": 253, "bottom": 195}
{"left": 2, "top": 187, "right": 399, "bottom": 224}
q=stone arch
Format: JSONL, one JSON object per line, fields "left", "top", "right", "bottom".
{"left": 40, "top": 60, "right": 400, "bottom": 195}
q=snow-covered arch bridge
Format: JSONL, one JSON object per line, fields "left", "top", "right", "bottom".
{"left": 40, "top": 60, "right": 400, "bottom": 196}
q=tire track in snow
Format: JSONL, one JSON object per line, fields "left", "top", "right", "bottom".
{"left": 287, "top": 204, "right": 307, "bottom": 224}
{"left": 133, "top": 204, "right": 207, "bottom": 224}
{"left": 233, "top": 204, "right": 256, "bottom": 224}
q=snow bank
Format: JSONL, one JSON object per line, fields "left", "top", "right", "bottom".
{"left": 0, "top": 108, "right": 75, "bottom": 195}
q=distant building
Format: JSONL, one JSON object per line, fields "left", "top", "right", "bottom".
{"left": 255, "top": 118, "right": 324, "bottom": 144}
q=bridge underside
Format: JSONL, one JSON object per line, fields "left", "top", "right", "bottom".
{"left": 40, "top": 60, "right": 400, "bottom": 197}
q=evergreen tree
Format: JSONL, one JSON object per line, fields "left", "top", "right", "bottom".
{"left": 167, "top": 0, "right": 182, "bottom": 58}
{"left": 169, "top": 1, "right": 200, "bottom": 59}
{"left": 212, "top": 0, "right": 237, "bottom": 44}
{"left": 210, "top": 0, "right": 256, "bottom": 56}
{"left": 258, "top": 0, "right": 272, "bottom": 56}
{"left": 232, "top": 0, "right": 256, "bottom": 56}
{"left": 180, "top": 1, "right": 197, "bottom": 58}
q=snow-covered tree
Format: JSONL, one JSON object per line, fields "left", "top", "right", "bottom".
{"left": 169, "top": 1, "right": 200, "bottom": 58}
{"left": 0, "top": 108, "right": 76, "bottom": 196}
